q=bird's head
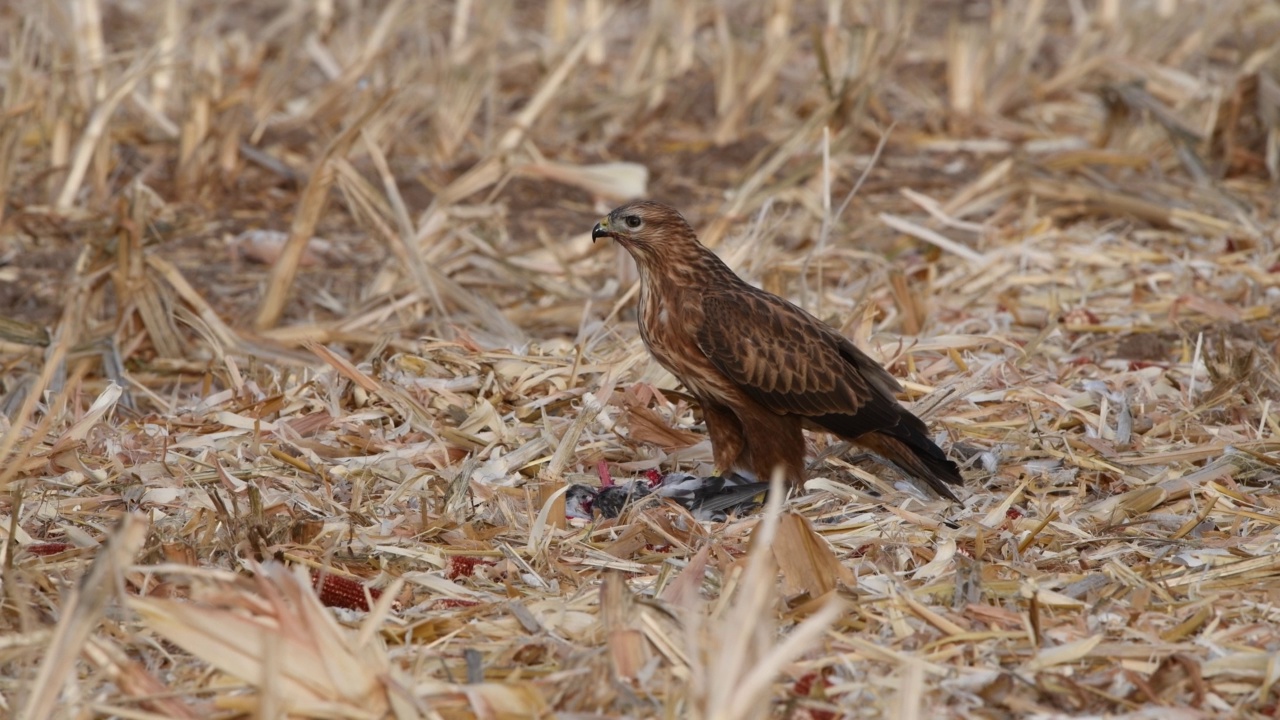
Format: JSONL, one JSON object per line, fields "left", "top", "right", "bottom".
{"left": 564, "top": 484, "right": 597, "bottom": 520}
{"left": 591, "top": 200, "right": 698, "bottom": 261}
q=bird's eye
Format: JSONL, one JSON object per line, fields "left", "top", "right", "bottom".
{"left": 623, "top": 215, "right": 642, "bottom": 229}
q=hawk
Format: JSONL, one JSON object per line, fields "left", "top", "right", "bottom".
{"left": 592, "top": 200, "right": 963, "bottom": 501}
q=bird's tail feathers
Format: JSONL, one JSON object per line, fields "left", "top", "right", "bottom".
{"left": 854, "top": 424, "right": 962, "bottom": 502}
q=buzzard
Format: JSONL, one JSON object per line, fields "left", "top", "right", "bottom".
{"left": 592, "top": 200, "right": 963, "bottom": 501}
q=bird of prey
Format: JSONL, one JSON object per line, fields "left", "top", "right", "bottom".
{"left": 591, "top": 200, "right": 963, "bottom": 501}
{"left": 566, "top": 471, "right": 768, "bottom": 522}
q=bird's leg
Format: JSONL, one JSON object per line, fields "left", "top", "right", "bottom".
{"left": 700, "top": 402, "right": 747, "bottom": 477}
{"left": 739, "top": 411, "right": 806, "bottom": 488}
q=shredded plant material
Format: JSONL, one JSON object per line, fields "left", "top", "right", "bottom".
{"left": 1, "top": 1, "right": 1279, "bottom": 718}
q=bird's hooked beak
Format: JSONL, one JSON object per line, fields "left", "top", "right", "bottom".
{"left": 591, "top": 216, "right": 613, "bottom": 243}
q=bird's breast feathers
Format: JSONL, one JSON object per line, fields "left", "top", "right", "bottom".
{"left": 639, "top": 285, "right": 739, "bottom": 400}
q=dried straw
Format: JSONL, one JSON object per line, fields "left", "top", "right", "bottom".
{"left": 1, "top": 1, "right": 1278, "bottom": 717}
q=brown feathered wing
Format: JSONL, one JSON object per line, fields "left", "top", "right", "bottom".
{"left": 696, "top": 289, "right": 962, "bottom": 499}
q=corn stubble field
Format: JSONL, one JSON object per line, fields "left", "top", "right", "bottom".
{"left": 1, "top": 0, "right": 1280, "bottom": 717}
